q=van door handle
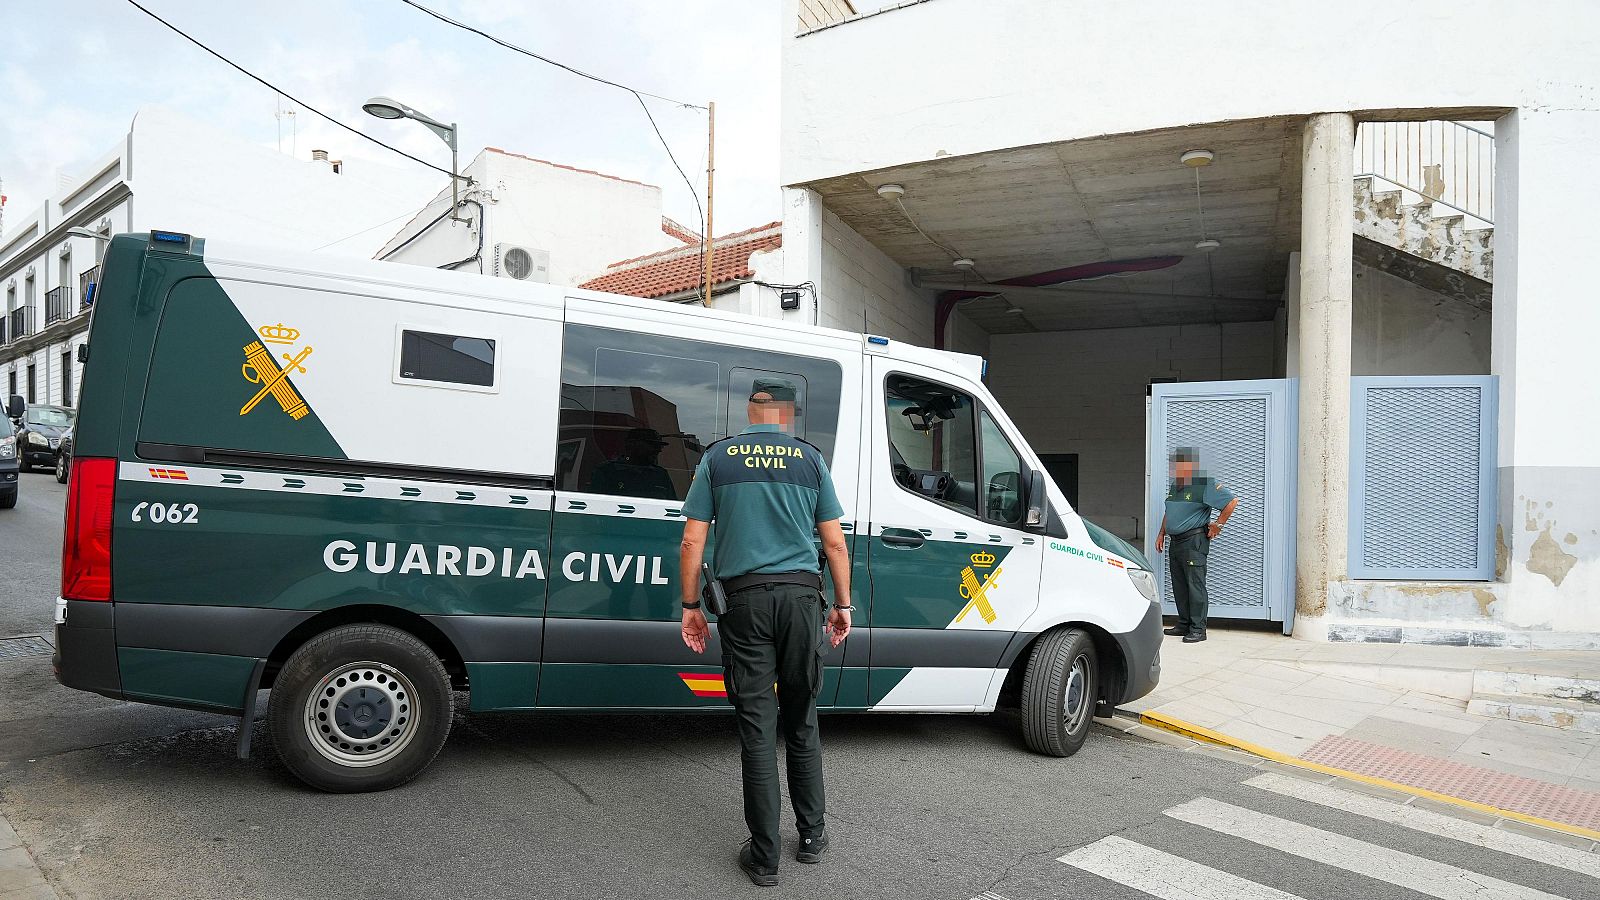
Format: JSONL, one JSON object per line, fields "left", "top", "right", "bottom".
{"left": 880, "top": 528, "right": 925, "bottom": 549}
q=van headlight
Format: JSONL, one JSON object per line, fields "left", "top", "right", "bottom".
{"left": 27, "top": 431, "right": 48, "bottom": 447}
{"left": 1127, "top": 568, "right": 1158, "bottom": 603}
{"left": 0, "top": 436, "right": 13, "bottom": 459}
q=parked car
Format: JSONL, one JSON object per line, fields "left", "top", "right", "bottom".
{"left": 14, "top": 403, "right": 74, "bottom": 472}
{"left": 1, "top": 397, "right": 20, "bottom": 508}
{"left": 55, "top": 424, "right": 74, "bottom": 484}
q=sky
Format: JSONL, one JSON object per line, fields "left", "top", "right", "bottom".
{"left": 0, "top": 0, "right": 781, "bottom": 240}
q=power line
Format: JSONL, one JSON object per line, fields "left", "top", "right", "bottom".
{"left": 123, "top": 0, "right": 456, "bottom": 179}
{"left": 398, "top": 0, "right": 707, "bottom": 110}
{"left": 400, "top": 0, "right": 708, "bottom": 288}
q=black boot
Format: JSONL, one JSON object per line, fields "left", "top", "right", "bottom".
{"left": 1163, "top": 625, "right": 1188, "bottom": 636}
{"left": 797, "top": 830, "right": 830, "bottom": 864}
{"left": 739, "top": 840, "right": 778, "bottom": 886}
{"left": 1182, "top": 630, "right": 1207, "bottom": 643}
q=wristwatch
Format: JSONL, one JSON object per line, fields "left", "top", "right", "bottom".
{"left": 681, "top": 600, "right": 702, "bottom": 610}
{"left": 833, "top": 604, "right": 853, "bottom": 611}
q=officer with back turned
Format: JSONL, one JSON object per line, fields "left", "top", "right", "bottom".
{"left": 1155, "top": 447, "right": 1238, "bottom": 643}
{"left": 679, "top": 377, "right": 852, "bottom": 887}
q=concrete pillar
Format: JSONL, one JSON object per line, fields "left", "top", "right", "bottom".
{"left": 780, "top": 186, "right": 825, "bottom": 324}
{"left": 1293, "top": 113, "right": 1355, "bottom": 633}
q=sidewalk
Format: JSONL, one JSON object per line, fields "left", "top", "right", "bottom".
{"left": 1122, "top": 627, "right": 1600, "bottom": 832}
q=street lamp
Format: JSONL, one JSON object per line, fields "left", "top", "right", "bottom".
{"left": 362, "top": 96, "right": 469, "bottom": 224}
{"left": 65, "top": 227, "right": 111, "bottom": 243}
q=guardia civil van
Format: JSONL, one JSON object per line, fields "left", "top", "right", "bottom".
{"left": 53, "top": 231, "right": 1161, "bottom": 792}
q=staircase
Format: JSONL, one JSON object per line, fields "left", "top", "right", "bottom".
{"left": 1467, "top": 668, "right": 1600, "bottom": 734}
{"left": 1353, "top": 175, "right": 1494, "bottom": 284}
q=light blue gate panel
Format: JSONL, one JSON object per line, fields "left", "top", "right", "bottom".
{"left": 1349, "top": 376, "right": 1497, "bottom": 581}
{"left": 1159, "top": 397, "right": 1269, "bottom": 612}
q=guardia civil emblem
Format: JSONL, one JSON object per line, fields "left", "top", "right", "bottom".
{"left": 956, "top": 551, "right": 1001, "bottom": 624}
{"left": 241, "top": 323, "right": 313, "bottom": 421}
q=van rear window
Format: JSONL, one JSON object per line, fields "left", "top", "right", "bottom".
{"left": 398, "top": 330, "right": 496, "bottom": 388}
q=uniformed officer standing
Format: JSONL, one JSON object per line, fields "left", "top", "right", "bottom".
{"left": 679, "top": 378, "right": 852, "bottom": 887}
{"left": 1155, "top": 447, "right": 1238, "bottom": 643}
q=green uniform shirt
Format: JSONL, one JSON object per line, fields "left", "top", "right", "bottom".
{"left": 1164, "top": 477, "right": 1236, "bottom": 535}
{"left": 682, "top": 424, "right": 844, "bottom": 580}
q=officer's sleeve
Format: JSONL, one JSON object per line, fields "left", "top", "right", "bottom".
{"left": 1204, "top": 480, "right": 1237, "bottom": 511}
{"left": 682, "top": 456, "right": 714, "bottom": 522}
{"left": 813, "top": 455, "right": 845, "bottom": 523}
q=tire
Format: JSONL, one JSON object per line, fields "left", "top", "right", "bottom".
{"left": 0, "top": 489, "right": 15, "bottom": 510}
{"left": 267, "top": 624, "right": 452, "bottom": 793}
{"left": 1020, "top": 627, "right": 1098, "bottom": 757}
{"left": 55, "top": 452, "right": 69, "bottom": 484}
{"left": 16, "top": 455, "right": 28, "bottom": 473}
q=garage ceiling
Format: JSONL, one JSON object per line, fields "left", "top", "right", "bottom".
{"left": 806, "top": 116, "right": 1307, "bottom": 333}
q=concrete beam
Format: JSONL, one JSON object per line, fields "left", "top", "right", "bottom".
{"left": 1294, "top": 113, "right": 1355, "bottom": 632}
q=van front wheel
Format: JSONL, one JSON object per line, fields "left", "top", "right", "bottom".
{"left": 1020, "top": 627, "right": 1098, "bottom": 757}
{"left": 267, "top": 624, "right": 452, "bottom": 792}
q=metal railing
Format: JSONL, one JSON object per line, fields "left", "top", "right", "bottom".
{"left": 5, "top": 307, "right": 35, "bottom": 342}
{"left": 78, "top": 266, "right": 100, "bottom": 312}
{"left": 44, "top": 286, "right": 70, "bottom": 326}
{"left": 1355, "top": 120, "right": 1494, "bottom": 223}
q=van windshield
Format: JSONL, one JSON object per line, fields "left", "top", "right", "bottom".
{"left": 25, "top": 406, "right": 73, "bottom": 427}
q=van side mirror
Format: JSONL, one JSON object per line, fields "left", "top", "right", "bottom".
{"left": 1025, "top": 469, "right": 1049, "bottom": 530}
{"left": 5, "top": 395, "right": 23, "bottom": 420}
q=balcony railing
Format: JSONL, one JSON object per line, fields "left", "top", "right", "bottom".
{"left": 78, "top": 266, "right": 100, "bottom": 312}
{"left": 1355, "top": 120, "right": 1494, "bottom": 223}
{"left": 5, "top": 307, "right": 35, "bottom": 343}
{"left": 44, "top": 286, "right": 70, "bottom": 326}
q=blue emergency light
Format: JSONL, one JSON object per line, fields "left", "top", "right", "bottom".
{"left": 867, "top": 335, "right": 889, "bottom": 346}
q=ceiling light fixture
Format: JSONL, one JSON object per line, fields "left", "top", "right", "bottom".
{"left": 876, "top": 183, "right": 906, "bottom": 200}
{"left": 1183, "top": 149, "right": 1221, "bottom": 254}
{"left": 1004, "top": 300, "right": 1026, "bottom": 316}
{"left": 1194, "top": 239, "right": 1222, "bottom": 252}
{"left": 952, "top": 258, "right": 977, "bottom": 270}
{"left": 1181, "top": 149, "right": 1215, "bottom": 168}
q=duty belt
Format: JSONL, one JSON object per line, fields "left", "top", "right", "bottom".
{"left": 723, "top": 571, "right": 824, "bottom": 595}
{"left": 1172, "top": 525, "right": 1208, "bottom": 541}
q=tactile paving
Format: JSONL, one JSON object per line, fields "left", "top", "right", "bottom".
{"left": 1300, "top": 733, "right": 1600, "bottom": 830}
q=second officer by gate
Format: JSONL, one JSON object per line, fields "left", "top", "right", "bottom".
{"left": 679, "top": 378, "right": 853, "bottom": 887}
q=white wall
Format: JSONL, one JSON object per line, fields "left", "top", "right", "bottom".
{"left": 380, "top": 149, "right": 682, "bottom": 286}
{"left": 986, "top": 322, "right": 1276, "bottom": 539}
{"left": 781, "top": 0, "right": 1599, "bottom": 186}
{"left": 1352, "top": 263, "right": 1489, "bottom": 376}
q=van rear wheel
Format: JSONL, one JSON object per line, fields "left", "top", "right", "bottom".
{"left": 1020, "top": 627, "right": 1098, "bottom": 757}
{"left": 268, "top": 624, "right": 452, "bottom": 792}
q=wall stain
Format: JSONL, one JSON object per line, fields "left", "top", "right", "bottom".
{"left": 1564, "top": 532, "right": 1578, "bottom": 546}
{"left": 1495, "top": 524, "right": 1509, "bottom": 579}
{"left": 1528, "top": 524, "right": 1579, "bottom": 588}
{"left": 1472, "top": 588, "right": 1497, "bottom": 617}
{"left": 1525, "top": 497, "right": 1538, "bottom": 532}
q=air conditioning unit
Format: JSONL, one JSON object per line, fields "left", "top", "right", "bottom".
{"left": 494, "top": 244, "right": 549, "bottom": 282}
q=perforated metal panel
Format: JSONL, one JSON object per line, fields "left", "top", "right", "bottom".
{"left": 1148, "top": 380, "right": 1298, "bottom": 631}
{"left": 1350, "top": 377, "right": 1496, "bottom": 580}
{"left": 1160, "top": 398, "right": 1269, "bottom": 610}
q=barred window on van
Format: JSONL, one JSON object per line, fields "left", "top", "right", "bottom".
{"left": 398, "top": 330, "right": 496, "bottom": 388}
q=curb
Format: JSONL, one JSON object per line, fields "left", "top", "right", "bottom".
{"left": 0, "top": 808, "right": 59, "bottom": 899}
{"left": 1136, "top": 710, "right": 1600, "bottom": 843}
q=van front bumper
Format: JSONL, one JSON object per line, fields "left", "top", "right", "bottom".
{"left": 53, "top": 598, "right": 124, "bottom": 701}
{"left": 1112, "top": 599, "right": 1162, "bottom": 704}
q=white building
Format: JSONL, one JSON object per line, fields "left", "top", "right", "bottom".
{"left": 1, "top": 106, "right": 439, "bottom": 408}
{"left": 375, "top": 146, "right": 696, "bottom": 286}
{"left": 761, "top": 0, "right": 1600, "bottom": 645}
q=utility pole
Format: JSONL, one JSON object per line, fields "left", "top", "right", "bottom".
{"left": 701, "top": 101, "right": 716, "bottom": 307}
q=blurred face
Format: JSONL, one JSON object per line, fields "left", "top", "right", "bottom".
{"left": 1171, "top": 458, "right": 1196, "bottom": 482}
{"left": 747, "top": 392, "right": 796, "bottom": 430}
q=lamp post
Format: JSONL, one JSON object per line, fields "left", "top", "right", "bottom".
{"left": 362, "top": 96, "right": 469, "bottom": 224}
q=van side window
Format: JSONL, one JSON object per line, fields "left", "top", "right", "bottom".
{"left": 885, "top": 373, "right": 979, "bottom": 515}
{"left": 558, "top": 324, "right": 843, "bottom": 501}
{"left": 397, "top": 329, "right": 496, "bottom": 388}
{"left": 979, "top": 411, "right": 1024, "bottom": 525}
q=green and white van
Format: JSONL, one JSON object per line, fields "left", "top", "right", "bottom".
{"left": 53, "top": 231, "right": 1161, "bottom": 792}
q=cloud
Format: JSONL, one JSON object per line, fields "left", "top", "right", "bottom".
{"left": 0, "top": 0, "right": 780, "bottom": 236}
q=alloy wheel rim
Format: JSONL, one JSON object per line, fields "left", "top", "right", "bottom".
{"left": 1062, "top": 655, "right": 1090, "bottom": 733}
{"left": 303, "top": 661, "right": 419, "bottom": 767}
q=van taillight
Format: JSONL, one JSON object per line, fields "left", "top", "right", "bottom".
{"left": 63, "top": 457, "right": 115, "bottom": 601}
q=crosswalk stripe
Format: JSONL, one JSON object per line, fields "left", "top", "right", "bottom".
{"left": 1246, "top": 773, "right": 1600, "bottom": 881}
{"left": 1059, "top": 834, "right": 1307, "bottom": 900}
{"left": 1165, "top": 797, "right": 1567, "bottom": 900}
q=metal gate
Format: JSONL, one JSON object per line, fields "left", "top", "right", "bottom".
{"left": 1147, "top": 380, "right": 1298, "bottom": 633}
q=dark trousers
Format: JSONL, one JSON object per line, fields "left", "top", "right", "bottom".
{"left": 719, "top": 583, "right": 828, "bottom": 868}
{"left": 1168, "top": 530, "right": 1211, "bottom": 633}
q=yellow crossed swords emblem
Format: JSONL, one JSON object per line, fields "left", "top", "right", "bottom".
{"left": 240, "top": 323, "right": 313, "bottom": 420}
{"left": 956, "top": 551, "right": 1001, "bottom": 624}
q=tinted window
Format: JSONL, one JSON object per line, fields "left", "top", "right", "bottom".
{"left": 399, "top": 329, "right": 495, "bottom": 387}
{"left": 25, "top": 406, "right": 73, "bottom": 427}
{"left": 885, "top": 373, "right": 978, "bottom": 515}
{"left": 980, "top": 411, "right": 1023, "bottom": 525}
{"left": 558, "top": 324, "right": 842, "bottom": 501}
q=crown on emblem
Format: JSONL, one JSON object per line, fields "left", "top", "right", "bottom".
{"left": 970, "top": 551, "right": 996, "bottom": 568}
{"left": 259, "top": 323, "right": 299, "bottom": 344}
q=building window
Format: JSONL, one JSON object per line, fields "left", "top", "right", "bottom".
{"left": 61, "top": 350, "right": 73, "bottom": 407}
{"left": 557, "top": 323, "right": 842, "bottom": 501}
{"left": 6, "top": 370, "right": 15, "bottom": 399}
{"left": 396, "top": 329, "right": 496, "bottom": 388}
{"left": 26, "top": 364, "right": 36, "bottom": 404}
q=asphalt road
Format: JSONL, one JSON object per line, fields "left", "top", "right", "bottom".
{"left": 2, "top": 470, "right": 1595, "bottom": 900}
